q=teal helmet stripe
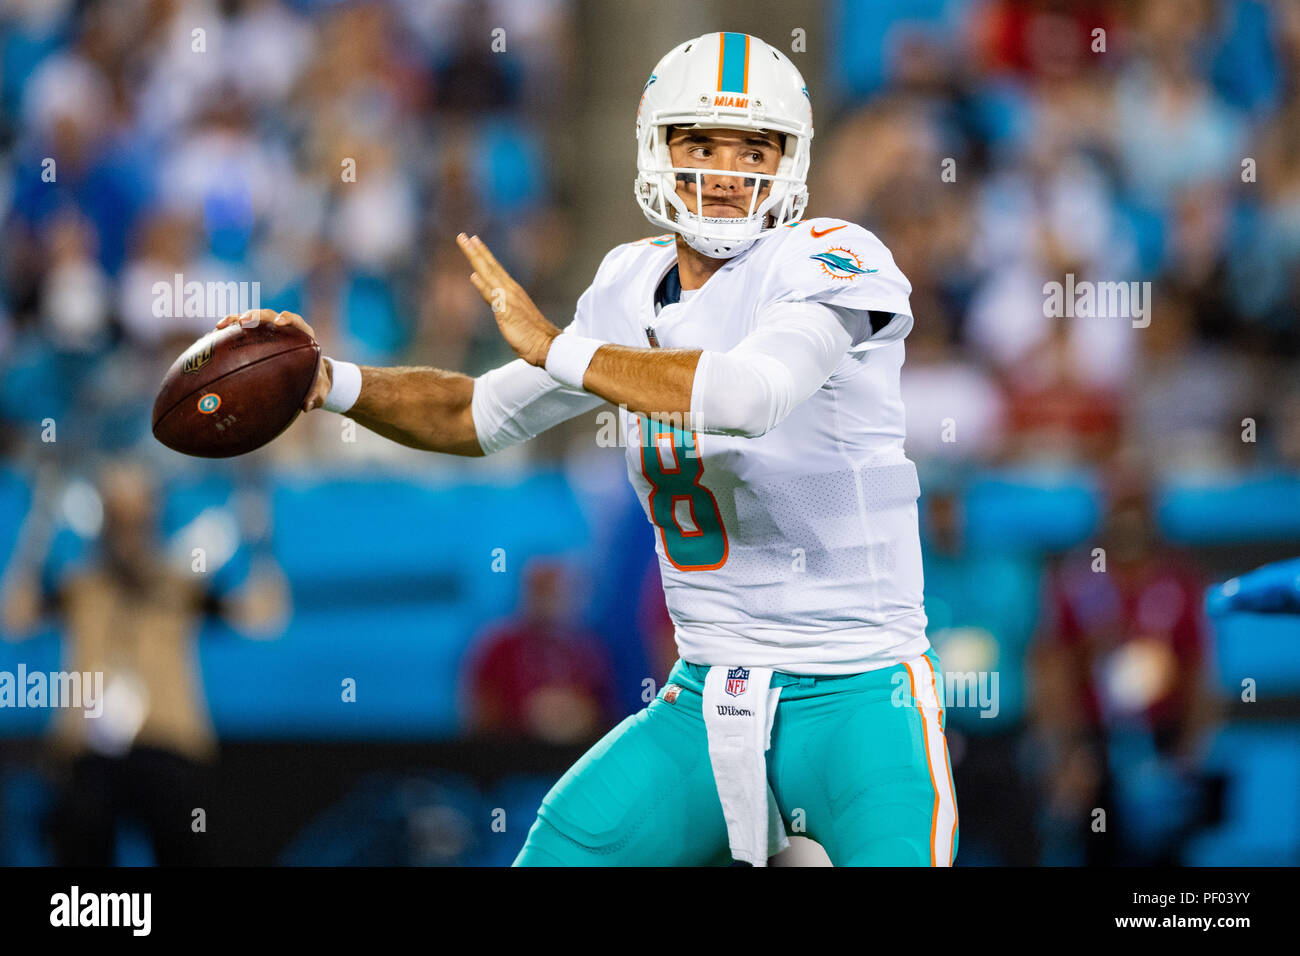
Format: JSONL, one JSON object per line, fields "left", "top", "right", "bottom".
{"left": 718, "top": 32, "right": 749, "bottom": 93}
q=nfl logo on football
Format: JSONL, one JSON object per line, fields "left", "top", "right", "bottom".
{"left": 725, "top": 666, "right": 749, "bottom": 697}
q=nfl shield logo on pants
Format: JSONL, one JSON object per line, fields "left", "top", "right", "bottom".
{"left": 725, "top": 666, "right": 749, "bottom": 697}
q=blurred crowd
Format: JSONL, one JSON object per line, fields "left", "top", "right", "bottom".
{"left": 0, "top": 0, "right": 577, "bottom": 466}
{"left": 823, "top": 0, "right": 1300, "bottom": 475}
{"left": 2, "top": 0, "right": 1298, "bottom": 472}
{"left": 1, "top": 0, "right": 1297, "bottom": 867}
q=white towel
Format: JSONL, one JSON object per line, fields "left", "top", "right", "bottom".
{"left": 701, "top": 665, "right": 790, "bottom": 866}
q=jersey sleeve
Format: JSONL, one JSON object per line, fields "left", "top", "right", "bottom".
{"left": 690, "top": 300, "right": 853, "bottom": 438}
{"left": 763, "top": 219, "right": 914, "bottom": 353}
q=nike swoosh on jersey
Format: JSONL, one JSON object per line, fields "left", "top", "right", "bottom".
{"left": 809, "top": 224, "right": 847, "bottom": 238}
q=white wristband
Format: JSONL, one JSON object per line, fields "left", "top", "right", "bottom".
{"left": 322, "top": 358, "right": 362, "bottom": 413}
{"left": 544, "top": 333, "right": 604, "bottom": 390}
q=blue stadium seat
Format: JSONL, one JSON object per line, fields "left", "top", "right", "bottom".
{"left": 961, "top": 469, "right": 1100, "bottom": 551}
{"left": 1159, "top": 474, "right": 1300, "bottom": 544}
{"left": 191, "top": 470, "right": 592, "bottom": 738}
{"left": 269, "top": 471, "right": 588, "bottom": 597}
{"left": 1212, "top": 612, "right": 1300, "bottom": 695}
{"left": 199, "top": 604, "right": 480, "bottom": 738}
{"left": 1183, "top": 724, "right": 1300, "bottom": 866}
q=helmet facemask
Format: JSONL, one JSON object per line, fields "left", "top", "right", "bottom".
{"left": 636, "top": 121, "right": 810, "bottom": 259}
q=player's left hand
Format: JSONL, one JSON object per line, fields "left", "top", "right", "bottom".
{"left": 457, "top": 233, "right": 559, "bottom": 368}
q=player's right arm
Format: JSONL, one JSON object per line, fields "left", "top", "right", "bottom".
{"left": 336, "top": 362, "right": 483, "bottom": 456}
{"left": 216, "top": 309, "right": 603, "bottom": 457}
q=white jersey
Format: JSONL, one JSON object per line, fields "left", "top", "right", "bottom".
{"left": 472, "top": 217, "right": 930, "bottom": 674}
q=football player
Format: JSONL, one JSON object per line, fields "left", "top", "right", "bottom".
{"left": 219, "top": 31, "right": 956, "bottom": 866}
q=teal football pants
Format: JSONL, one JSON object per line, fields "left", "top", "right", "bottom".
{"left": 513, "top": 648, "right": 958, "bottom": 866}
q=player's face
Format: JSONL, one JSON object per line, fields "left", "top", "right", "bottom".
{"left": 667, "top": 126, "right": 783, "bottom": 219}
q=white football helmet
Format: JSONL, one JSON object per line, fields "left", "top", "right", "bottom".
{"left": 635, "top": 32, "right": 813, "bottom": 259}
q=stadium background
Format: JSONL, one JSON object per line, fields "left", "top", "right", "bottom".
{"left": 0, "top": 0, "right": 1297, "bottom": 866}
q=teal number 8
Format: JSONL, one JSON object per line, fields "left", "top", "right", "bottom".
{"left": 636, "top": 413, "right": 728, "bottom": 570}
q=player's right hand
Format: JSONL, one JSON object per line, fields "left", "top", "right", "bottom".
{"left": 217, "top": 309, "right": 332, "bottom": 413}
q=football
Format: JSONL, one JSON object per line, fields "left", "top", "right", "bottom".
{"left": 152, "top": 322, "right": 320, "bottom": 458}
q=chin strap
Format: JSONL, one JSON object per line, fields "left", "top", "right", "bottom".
{"left": 682, "top": 232, "right": 757, "bottom": 259}
{"left": 673, "top": 208, "right": 772, "bottom": 259}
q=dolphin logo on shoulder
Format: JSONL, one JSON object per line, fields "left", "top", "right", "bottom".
{"left": 810, "top": 247, "right": 878, "bottom": 280}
